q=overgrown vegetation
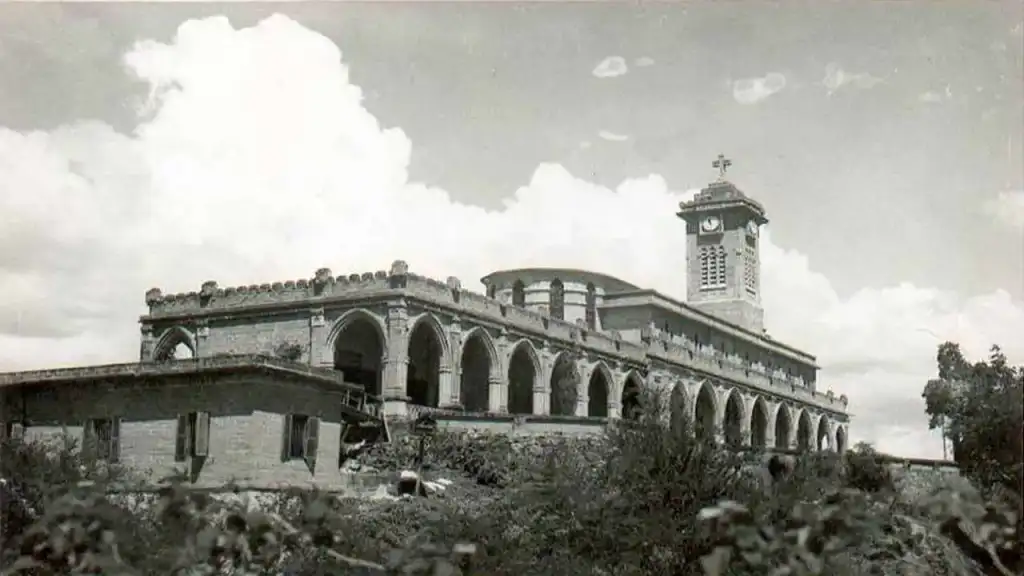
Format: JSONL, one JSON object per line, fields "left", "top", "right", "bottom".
{"left": 1, "top": 341, "right": 1020, "bottom": 575}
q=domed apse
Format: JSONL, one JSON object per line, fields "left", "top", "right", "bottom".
{"left": 620, "top": 373, "right": 643, "bottom": 420}
{"left": 723, "top": 391, "right": 745, "bottom": 447}
{"left": 694, "top": 383, "right": 716, "bottom": 441}
{"left": 587, "top": 368, "right": 610, "bottom": 417}
{"left": 796, "top": 410, "right": 813, "bottom": 451}
{"left": 816, "top": 415, "right": 831, "bottom": 451}
{"left": 459, "top": 330, "right": 493, "bottom": 412}
{"left": 774, "top": 405, "right": 792, "bottom": 450}
{"left": 407, "top": 319, "right": 444, "bottom": 407}
{"left": 549, "top": 353, "right": 579, "bottom": 416}
{"left": 507, "top": 342, "right": 537, "bottom": 414}
{"left": 333, "top": 314, "right": 384, "bottom": 395}
{"left": 750, "top": 397, "right": 769, "bottom": 448}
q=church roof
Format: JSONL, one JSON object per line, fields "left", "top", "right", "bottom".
{"left": 481, "top": 268, "right": 640, "bottom": 293}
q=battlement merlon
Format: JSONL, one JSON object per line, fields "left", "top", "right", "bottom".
{"left": 676, "top": 180, "right": 768, "bottom": 225}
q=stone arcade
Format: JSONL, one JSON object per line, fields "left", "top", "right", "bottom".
{"left": 0, "top": 160, "right": 850, "bottom": 488}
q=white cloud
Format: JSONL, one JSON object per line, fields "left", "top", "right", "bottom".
{"left": 634, "top": 56, "right": 655, "bottom": 68}
{"left": 984, "top": 190, "right": 1024, "bottom": 228}
{"left": 578, "top": 140, "right": 592, "bottom": 150}
{"left": 592, "top": 56, "right": 628, "bottom": 79}
{"left": 822, "top": 62, "right": 884, "bottom": 95}
{"left": 919, "top": 84, "right": 953, "bottom": 104}
{"left": 1, "top": 15, "right": 1022, "bottom": 460}
{"left": 732, "top": 73, "right": 786, "bottom": 105}
{"left": 597, "top": 130, "right": 629, "bottom": 142}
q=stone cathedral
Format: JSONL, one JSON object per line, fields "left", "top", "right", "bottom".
{"left": 0, "top": 156, "right": 850, "bottom": 489}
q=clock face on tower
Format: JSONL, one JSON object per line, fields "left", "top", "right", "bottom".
{"left": 700, "top": 215, "right": 722, "bottom": 233}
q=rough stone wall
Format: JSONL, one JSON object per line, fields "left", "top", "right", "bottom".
{"left": 6, "top": 376, "right": 357, "bottom": 491}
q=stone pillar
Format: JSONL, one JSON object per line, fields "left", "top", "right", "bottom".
{"left": 139, "top": 325, "right": 155, "bottom": 362}
{"left": 309, "top": 308, "right": 326, "bottom": 366}
{"left": 444, "top": 316, "right": 463, "bottom": 409}
{"left": 575, "top": 362, "right": 594, "bottom": 417}
{"left": 194, "top": 320, "right": 209, "bottom": 357}
{"left": 608, "top": 400, "right": 622, "bottom": 420}
{"left": 711, "top": 388, "right": 726, "bottom": 444}
{"left": 381, "top": 300, "right": 410, "bottom": 416}
{"left": 738, "top": 393, "right": 754, "bottom": 447}
{"left": 488, "top": 376, "right": 504, "bottom": 413}
{"left": 763, "top": 401, "right": 778, "bottom": 449}
{"left": 534, "top": 348, "right": 553, "bottom": 416}
{"left": 438, "top": 365, "right": 456, "bottom": 409}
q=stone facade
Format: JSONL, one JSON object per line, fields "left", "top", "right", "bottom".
{"left": 0, "top": 171, "right": 852, "bottom": 490}
{"left": 0, "top": 356, "right": 379, "bottom": 490}
{"left": 132, "top": 255, "right": 849, "bottom": 452}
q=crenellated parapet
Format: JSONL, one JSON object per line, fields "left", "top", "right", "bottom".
{"left": 143, "top": 261, "right": 648, "bottom": 366}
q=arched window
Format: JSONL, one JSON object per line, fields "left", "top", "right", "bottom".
{"left": 512, "top": 279, "right": 526, "bottom": 307}
{"left": 487, "top": 284, "right": 497, "bottom": 299}
{"left": 549, "top": 279, "right": 565, "bottom": 320}
{"left": 744, "top": 244, "right": 758, "bottom": 296}
{"left": 699, "top": 245, "right": 727, "bottom": 289}
{"left": 585, "top": 282, "right": 597, "bottom": 330}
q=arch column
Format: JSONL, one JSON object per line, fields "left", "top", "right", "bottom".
{"left": 492, "top": 332, "right": 511, "bottom": 413}
{"left": 382, "top": 301, "right": 410, "bottom": 414}
{"left": 784, "top": 406, "right": 798, "bottom": 449}
{"left": 763, "top": 399, "right": 779, "bottom": 448}
{"left": 575, "top": 362, "right": 594, "bottom": 417}
{"left": 738, "top": 392, "right": 755, "bottom": 447}
{"left": 532, "top": 346, "right": 553, "bottom": 416}
{"left": 443, "top": 317, "right": 464, "bottom": 409}
{"left": 807, "top": 412, "right": 821, "bottom": 452}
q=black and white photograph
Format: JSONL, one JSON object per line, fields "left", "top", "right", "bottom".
{"left": 0, "top": 1, "right": 1021, "bottom": 574}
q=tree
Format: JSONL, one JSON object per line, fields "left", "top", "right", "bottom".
{"left": 922, "top": 342, "right": 1023, "bottom": 499}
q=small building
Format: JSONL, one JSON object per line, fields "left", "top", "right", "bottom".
{"left": 0, "top": 157, "right": 850, "bottom": 489}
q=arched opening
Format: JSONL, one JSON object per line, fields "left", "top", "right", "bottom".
{"left": 835, "top": 425, "right": 847, "bottom": 453}
{"left": 512, "top": 280, "right": 526, "bottom": 307}
{"left": 723, "top": 390, "right": 744, "bottom": 447}
{"left": 549, "top": 353, "right": 578, "bottom": 416}
{"left": 549, "top": 279, "right": 565, "bottom": 321}
{"left": 585, "top": 283, "right": 597, "bottom": 330}
{"left": 816, "top": 415, "right": 831, "bottom": 451}
{"left": 750, "top": 397, "right": 769, "bottom": 448}
{"left": 487, "top": 284, "right": 497, "bottom": 299}
{"left": 774, "top": 405, "right": 792, "bottom": 450}
{"left": 333, "top": 313, "right": 385, "bottom": 396}
{"left": 507, "top": 342, "right": 537, "bottom": 414}
{"left": 620, "top": 373, "right": 643, "bottom": 420}
{"left": 670, "top": 383, "right": 688, "bottom": 438}
{"left": 153, "top": 328, "right": 195, "bottom": 362}
{"left": 407, "top": 319, "right": 444, "bottom": 407}
{"left": 587, "top": 367, "right": 610, "bottom": 417}
{"left": 460, "top": 330, "right": 493, "bottom": 412}
{"left": 796, "top": 410, "right": 812, "bottom": 451}
{"left": 695, "top": 383, "right": 717, "bottom": 441}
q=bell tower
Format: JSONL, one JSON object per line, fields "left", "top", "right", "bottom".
{"left": 677, "top": 154, "right": 768, "bottom": 333}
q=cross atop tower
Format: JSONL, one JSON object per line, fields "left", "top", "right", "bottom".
{"left": 712, "top": 153, "right": 732, "bottom": 180}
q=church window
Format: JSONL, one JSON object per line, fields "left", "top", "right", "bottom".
{"left": 549, "top": 279, "right": 565, "bottom": 320}
{"left": 699, "top": 245, "right": 727, "bottom": 289}
{"left": 744, "top": 244, "right": 758, "bottom": 296}
{"left": 512, "top": 280, "right": 526, "bottom": 307}
{"left": 585, "top": 282, "right": 597, "bottom": 330}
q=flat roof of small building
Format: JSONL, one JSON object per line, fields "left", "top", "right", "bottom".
{"left": 0, "top": 355, "right": 369, "bottom": 394}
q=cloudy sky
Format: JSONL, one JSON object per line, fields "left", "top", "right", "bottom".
{"left": 1, "top": 2, "right": 1022, "bottom": 458}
